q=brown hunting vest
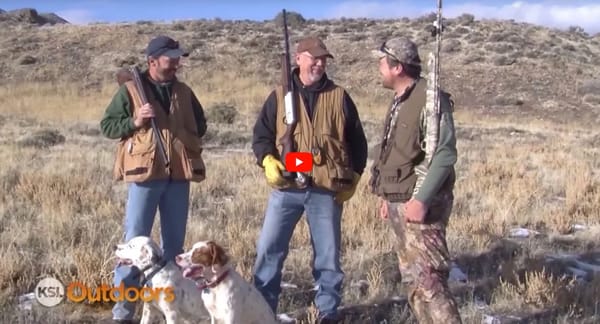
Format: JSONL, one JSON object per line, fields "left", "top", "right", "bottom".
{"left": 272, "top": 84, "right": 355, "bottom": 192}
{"left": 112, "top": 79, "right": 206, "bottom": 183}
{"left": 371, "top": 78, "right": 433, "bottom": 202}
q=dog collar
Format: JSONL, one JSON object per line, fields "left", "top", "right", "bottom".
{"left": 197, "top": 269, "right": 229, "bottom": 291}
{"left": 140, "top": 259, "right": 168, "bottom": 287}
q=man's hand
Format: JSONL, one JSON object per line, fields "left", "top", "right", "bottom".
{"left": 404, "top": 198, "right": 428, "bottom": 223}
{"left": 262, "top": 154, "right": 287, "bottom": 186}
{"left": 133, "top": 103, "right": 155, "bottom": 128}
{"left": 334, "top": 172, "right": 361, "bottom": 203}
{"left": 378, "top": 197, "right": 389, "bottom": 220}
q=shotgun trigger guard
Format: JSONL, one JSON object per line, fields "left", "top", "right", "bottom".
{"left": 295, "top": 172, "right": 308, "bottom": 187}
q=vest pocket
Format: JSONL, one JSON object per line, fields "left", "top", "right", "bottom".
{"left": 327, "top": 159, "right": 355, "bottom": 192}
{"left": 377, "top": 165, "right": 416, "bottom": 202}
{"left": 112, "top": 139, "right": 127, "bottom": 181}
{"left": 122, "top": 139, "right": 156, "bottom": 182}
{"left": 181, "top": 146, "right": 206, "bottom": 182}
{"left": 317, "top": 134, "right": 354, "bottom": 192}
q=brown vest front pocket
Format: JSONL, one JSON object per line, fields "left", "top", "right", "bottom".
{"left": 182, "top": 147, "right": 206, "bottom": 182}
{"left": 123, "top": 140, "right": 156, "bottom": 182}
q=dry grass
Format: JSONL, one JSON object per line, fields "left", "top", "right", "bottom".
{"left": 0, "top": 12, "right": 600, "bottom": 324}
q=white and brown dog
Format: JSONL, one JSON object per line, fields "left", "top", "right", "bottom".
{"left": 114, "top": 236, "right": 210, "bottom": 324}
{"left": 175, "top": 240, "right": 278, "bottom": 324}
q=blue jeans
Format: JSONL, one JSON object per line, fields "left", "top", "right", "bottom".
{"left": 252, "top": 188, "right": 344, "bottom": 319}
{"left": 112, "top": 179, "right": 190, "bottom": 321}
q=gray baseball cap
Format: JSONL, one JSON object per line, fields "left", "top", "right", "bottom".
{"left": 145, "top": 35, "right": 189, "bottom": 58}
{"left": 371, "top": 37, "right": 421, "bottom": 66}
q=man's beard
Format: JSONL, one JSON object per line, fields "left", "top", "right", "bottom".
{"left": 307, "top": 70, "right": 323, "bottom": 83}
{"left": 157, "top": 67, "right": 176, "bottom": 81}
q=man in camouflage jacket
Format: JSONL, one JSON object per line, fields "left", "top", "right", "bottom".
{"left": 369, "top": 37, "right": 462, "bottom": 324}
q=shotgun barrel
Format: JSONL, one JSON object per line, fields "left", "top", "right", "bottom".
{"left": 278, "top": 9, "right": 307, "bottom": 187}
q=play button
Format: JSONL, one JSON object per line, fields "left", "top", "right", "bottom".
{"left": 285, "top": 152, "right": 313, "bottom": 172}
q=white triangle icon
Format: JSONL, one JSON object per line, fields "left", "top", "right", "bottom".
{"left": 295, "top": 158, "right": 303, "bottom": 166}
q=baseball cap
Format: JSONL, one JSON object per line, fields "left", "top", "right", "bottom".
{"left": 372, "top": 37, "right": 421, "bottom": 66}
{"left": 296, "top": 36, "right": 334, "bottom": 59}
{"left": 145, "top": 35, "right": 189, "bottom": 58}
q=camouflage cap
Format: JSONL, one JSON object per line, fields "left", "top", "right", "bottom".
{"left": 296, "top": 36, "right": 334, "bottom": 59}
{"left": 371, "top": 37, "right": 421, "bottom": 66}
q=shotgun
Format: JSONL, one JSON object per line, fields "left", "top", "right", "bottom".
{"left": 279, "top": 9, "right": 307, "bottom": 187}
{"left": 423, "top": 0, "right": 443, "bottom": 167}
{"left": 389, "top": 1, "right": 444, "bottom": 231}
{"left": 116, "top": 66, "right": 170, "bottom": 171}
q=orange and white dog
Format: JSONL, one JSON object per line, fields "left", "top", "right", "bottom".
{"left": 175, "top": 240, "right": 278, "bottom": 324}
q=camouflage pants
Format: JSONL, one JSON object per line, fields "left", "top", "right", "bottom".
{"left": 387, "top": 193, "right": 462, "bottom": 324}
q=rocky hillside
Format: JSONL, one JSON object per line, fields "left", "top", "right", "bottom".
{"left": 0, "top": 8, "right": 69, "bottom": 26}
{"left": 1, "top": 10, "right": 599, "bottom": 126}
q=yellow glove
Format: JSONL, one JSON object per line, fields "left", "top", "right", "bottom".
{"left": 262, "top": 154, "right": 287, "bottom": 186}
{"left": 335, "top": 172, "right": 361, "bottom": 203}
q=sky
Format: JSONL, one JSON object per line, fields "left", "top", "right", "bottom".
{"left": 1, "top": 0, "right": 599, "bottom": 34}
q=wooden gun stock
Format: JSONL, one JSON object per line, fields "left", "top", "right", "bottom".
{"left": 115, "top": 67, "right": 170, "bottom": 171}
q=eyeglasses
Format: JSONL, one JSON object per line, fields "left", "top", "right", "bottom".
{"left": 301, "top": 53, "right": 327, "bottom": 62}
{"left": 379, "top": 42, "right": 401, "bottom": 63}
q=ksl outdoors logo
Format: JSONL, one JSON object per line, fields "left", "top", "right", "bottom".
{"left": 35, "top": 277, "right": 66, "bottom": 307}
{"left": 34, "top": 277, "right": 175, "bottom": 307}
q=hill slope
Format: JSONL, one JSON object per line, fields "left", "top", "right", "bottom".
{"left": 1, "top": 13, "right": 599, "bottom": 126}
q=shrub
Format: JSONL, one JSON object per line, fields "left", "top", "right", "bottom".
{"left": 577, "top": 79, "right": 600, "bottom": 95}
{"left": 461, "top": 53, "right": 484, "bottom": 64}
{"left": 456, "top": 13, "right": 475, "bottom": 25}
{"left": 442, "top": 39, "right": 461, "bottom": 52}
{"left": 484, "top": 43, "right": 514, "bottom": 54}
{"left": 583, "top": 94, "right": 600, "bottom": 106}
{"left": 493, "top": 55, "right": 516, "bottom": 66}
{"left": 453, "top": 26, "right": 470, "bottom": 35}
{"left": 207, "top": 103, "right": 237, "bottom": 124}
{"left": 171, "top": 23, "right": 185, "bottom": 31}
{"left": 273, "top": 11, "right": 306, "bottom": 28}
{"left": 17, "top": 129, "right": 65, "bottom": 149}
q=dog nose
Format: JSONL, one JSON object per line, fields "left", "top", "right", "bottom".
{"left": 112, "top": 245, "right": 117, "bottom": 251}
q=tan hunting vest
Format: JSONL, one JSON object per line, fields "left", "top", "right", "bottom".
{"left": 112, "top": 80, "right": 206, "bottom": 183}
{"left": 272, "top": 84, "right": 355, "bottom": 192}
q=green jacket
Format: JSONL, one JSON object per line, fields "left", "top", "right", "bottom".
{"left": 100, "top": 70, "right": 207, "bottom": 139}
{"left": 413, "top": 102, "right": 457, "bottom": 204}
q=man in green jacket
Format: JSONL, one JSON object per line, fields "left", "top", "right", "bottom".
{"left": 369, "top": 37, "right": 462, "bottom": 324}
{"left": 100, "top": 35, "right": 207, "bottom": 323}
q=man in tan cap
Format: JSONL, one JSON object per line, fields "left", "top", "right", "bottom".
{"left": 369, "top": 37, "right": 462, "bottom": 324}
{"left": 251, "top": 36, "right": 368, "bottom": 323}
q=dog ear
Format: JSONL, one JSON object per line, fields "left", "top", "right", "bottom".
{"left": 207, "top": 241, "right": 228, "bottom": 267}
{"left": 141, "top": 244, "right": 158, "bottom": 264}
{"left": 192, "top": 245, "right": 210, "bottom": 265}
